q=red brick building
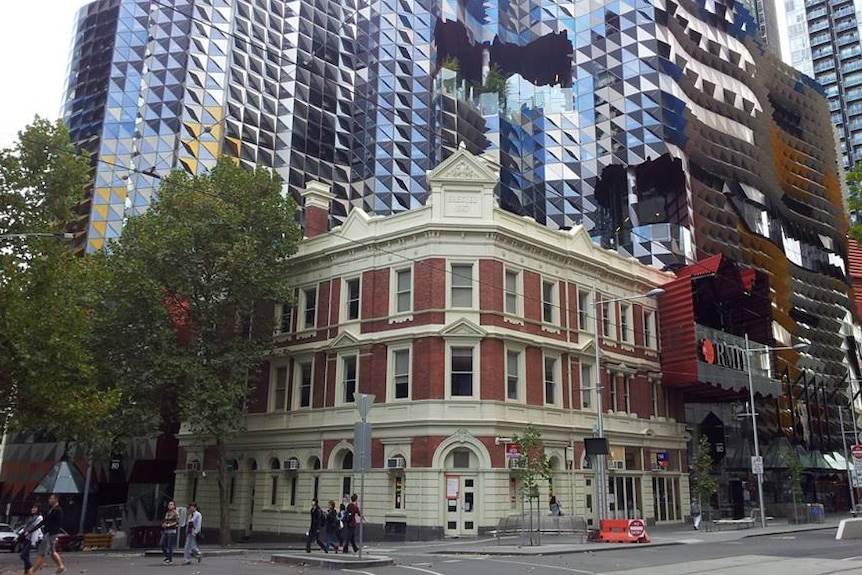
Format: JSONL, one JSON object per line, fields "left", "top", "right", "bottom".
{"left": 175, "top": 149, "right": 687, "bottom": 539}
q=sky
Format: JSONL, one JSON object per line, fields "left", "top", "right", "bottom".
{"left": 0, "top": 0, "right": 91, "bottom": 147}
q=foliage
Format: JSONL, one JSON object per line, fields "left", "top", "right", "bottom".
{"left": 848, "top": 159, "right": 862, "bottom": 242}
{"left": 512, "top": 424, "right": 552, "bottom": 545}
{"left": 787, "top": 451, "right": 805, "bottom": 501}
{"left": 441, "top": 56, "right": 460, "bottom": 71}
{"left": 109, "top": 157, "right": 301, "bottom": 544}
{"left": 690, "top": 435, "right": 719, "bottom": 507}
{"left": 0, "top": 118, "right": 130, "bottom": 457}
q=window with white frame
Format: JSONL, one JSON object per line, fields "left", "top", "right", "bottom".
{"left": 578, "top": 289, "right": 591, "bottom": 331}
{"left": 542, "top": 279, "right": 558, "bottom": 324}
{"left": 450, "top": 263, "right": 474, "bottom": 308}
{"left": 506, "top": 349, "right": 522, "bottom": 401}
{"left": 391, "top": 347, "right": 411, "bottom": 400}
{"left": 272, "top": 365, "right": 288, "bottom": 411}
{"left": 609, "top": 374, "right": 618, "bottom": 411}
{"left": 450, "top": 346, "right": 475, "bottom": 396}
{"left": 394, "top": 268, "right": 412, "bottom": 313}
{"left": 544, "top": 355, "right": 559, "bottom": 405}
{"left": 644, "top": 310, "right": 657, "bottom": 348}
{"left": 504, "top": 269, "right": 520, "bottom": 315}
{"left": 294, "top": 360, "right": 313, "bottom": 409}
{"left": 651, "top": 381, "right": 660, "bottom": 416}
{"left": 301, "top": 287, "right": 317, "bottom": 330}
{"left": 345, "top": 278, "right": 361, "bottom": 321}
{"left": 340, "top": 354, "right": 357, "bottom": 404}
{"left": 580, "top": 363, "right": 593, "bottom": 409}
{"left": 623, "top": 376, "right": 632, "bottom": 413}
{"left": 601, "top": 300, "right": 613, "bottom": 338}
{"left": 620, "top": 304, "right": 633, "bottom": 342}
{"left": 276, "top": 303, "right": 293, "bottom": 334}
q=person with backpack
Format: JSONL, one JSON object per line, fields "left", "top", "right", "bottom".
{"left": 337, "top": 503, "right": 348, "bottom": 549}
{"left": 305, "top": 499, "right": 327, "bottom": 553}
{"left": 343, "top": 493, "right": 364, "bottom": 554}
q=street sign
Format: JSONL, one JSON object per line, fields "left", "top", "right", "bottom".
{"left": 751, "top": 455, "right": 763, "bottom": 475}
{"left": 353, "top": 422, "right": 372, "bottom": 471}
{"left": 628, "top": 519, "right": 645, "bottom": 538}
{"left": 851, "top": 444, "right": 862, "bottom": 461}
{"left": 505, "top": 443, "right": 521, "bottom": 459}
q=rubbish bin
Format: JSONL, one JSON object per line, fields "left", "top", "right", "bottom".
{"left": 807, "top": 503, "right": 824, "bottom": 524}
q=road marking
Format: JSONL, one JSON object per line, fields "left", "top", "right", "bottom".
{"left": 841, "top": 555, "right": 862, "bottom": 561}
{"left": 485, "top": 558, "right": 595, "bottom": 575}
{"left": 342, "top": 569, "right": 378, "bottom": 575}
{"left": 401, "top": 565, "right": 450, "bottom": 575}
{"left": 442, "top": 560, "right": 463, "bottom": 563}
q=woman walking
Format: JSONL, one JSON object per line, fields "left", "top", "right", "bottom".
{"left": 19, "top": 503, "right": 42, "bottom": 575}
{"left": 324, "top": 500, "right": 340, "bottom": 553}
{"left": 160, "top": 501, "right": 180, "bottom": 564}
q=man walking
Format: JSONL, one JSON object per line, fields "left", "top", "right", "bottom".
{"left": 28, "top": 493, "right": 66, "bottom": 575}
{"left": 183, "top": 502, "right": 203, "bottom": 565}
{"left": 342, "top": 494, "right": 364, "bottom": 554}
{"left": 304, "top": 499, "right": 327, "bottom": 553}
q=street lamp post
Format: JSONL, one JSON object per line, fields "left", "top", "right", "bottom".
{"left": 592, "top": 286, "right": 665, "bottom": 521}
{"left": 743, "top": 335, "right": 807, "bottom": 528}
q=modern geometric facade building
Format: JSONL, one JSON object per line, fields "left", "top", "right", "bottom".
{"left": 59, "top": 0, "right": 859, "bottom": 517}
{"left": 775, "top": 0, "right": 862, "bottom": 168}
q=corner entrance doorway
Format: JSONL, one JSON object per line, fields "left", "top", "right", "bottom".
{"left": 444, "top": 474, "right": 478, "bottom": 537}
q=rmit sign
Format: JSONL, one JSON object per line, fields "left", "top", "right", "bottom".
{"left": 699, "top": 338, "right": 746, "bottom": 372}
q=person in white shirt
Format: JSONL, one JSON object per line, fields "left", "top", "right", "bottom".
{"left": 20, "top": 503, "right": 43, "bottom": 575}
{"left": 183, "top": 502, "right": 203, "bottom": 565}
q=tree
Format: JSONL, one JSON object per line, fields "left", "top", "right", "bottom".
{"left": 690, "top": 435, "right": 719, "bottom": 514}
{"left": 847, "top": 159, "right": 862, "bottom": 241}
{"left": 787, "top": 451, "right": 805, "bottom": 520}
{"left": 110, "top": 157, "right": 301, "bottom": 545}
{"left": 511, "top": 424, "right": 551, "bottom": 545}
{"left": 0, "top": 118, "right": 128, "bottom": 454}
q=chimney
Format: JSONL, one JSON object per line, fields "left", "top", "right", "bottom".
{"left": 300, "top": 180, "right": 332, "bottom": 238}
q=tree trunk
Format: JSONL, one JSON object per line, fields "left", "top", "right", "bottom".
{"left": 215, "top": 438, "right": 232, "bottom": 546}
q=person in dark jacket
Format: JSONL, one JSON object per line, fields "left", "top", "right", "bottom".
{"left": 304, "top": 499, "right": 327, "bottom": 553}
{"left": 28, "top": 493, "right": 66, "bottom": 575}
{"left": 323, "top": 500, "right": 340, "bottom": 553}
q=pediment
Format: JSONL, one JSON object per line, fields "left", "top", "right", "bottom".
{"left": 439, "top": 317, "right": 487, "bottom": 338}
{"left": 329, "top": 331, "right": 361, "bottom": 349}
{"left": 427, "top": 146, "right": 498, "bottom": 184}
{"left": 334, "top": 207, "right": 373, "bottom": 240}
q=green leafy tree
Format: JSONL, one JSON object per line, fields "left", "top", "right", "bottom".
{"left": 690, "top": 435, "right": 719, "bottom": 513}
{"left": 110, "top": 157, "right": 301, "bottom": 545}
{"left": 787, "top": 451, "right": 805, "bottom": 519}
{"left": 847, "top": 159, "right": 862, "bottom": 241}
{"left": 512, "top": 424, "right": 552, "bottom": 545}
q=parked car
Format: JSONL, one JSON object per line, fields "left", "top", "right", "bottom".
{"left": 0, "top": 523, "right": 19, "bottom": 552}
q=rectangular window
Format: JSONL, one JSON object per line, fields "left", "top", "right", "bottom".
{"left": 229, "top": 476, "right": 236, "bottom": 504}
{"left": 298, "top": 361, "right": 312, "bottom": 408}
{"left": 270, "top": 476, "right": 278, "bottom": 506}
{"left": 345, "top": 278, "right": 361, "bottom": 321}
{"left": 544, "top": 356, "right": 558, "bottom": 405}
{"left": 504, "top": 269, "right": 519, "bottom": 315}
{"left": 651, "top": 381, "right": 660, "bottom": 416}
{"left": 644, "top": 311, "right": 656, "bottom": 348}
{"left": 451, "top": 264, "right": 474, "bottom": 308}
{"left": 542, "top": 280, "right": 557, "bottom": 324}
{"left": 394, "top": 475, "right": 404, "bottom": 510}
{"left": 581, "top": 363, "right": 593, "bottom": 409}
{"left": 303, "top": 287, "right": 317, "bottom": 330}
{"left": 624, "top": 376, "right": 632, "bottom": 413}
{"left": 578, "top": 289, "right": 591, "bottom": 331}
{"left": 620, "top": 304, "right": 632, "bottom": 342}
{"left": 273, "top": 366, "right": 288, "bottom": 411}
{"left": 609, "top": 376, "right": 618, "bottom": 412}
{"left": 342, "top": 355, "right": 357, "bottom": 404}
{"left": 393, "top": 348, "right": 411, "bottom": 399}
{"left": 506, "top": 350, "right": 520, "bottom": 400}
{"left": 277, "top": 303, "right": 293, "bottom": 334}
{"left": 602, "top": 301, "right": 613, "bottom": 337}
{"left": 395, "top": 269, "right": 412, "bottom": 313}
{"left": 450, "top": 347, "right": 474, "bottom": 396}
{"left": 290, "top": 476, "right": 297, "bottom": 506}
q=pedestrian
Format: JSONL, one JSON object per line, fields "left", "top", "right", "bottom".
{"left": 691, "top": 500, "right": 702, "bottom": 530}
{"left": 549, "top": 495, "right": 562, "bottom": 532}
{"left": 343, "top": 493, "right": 364, "bottom": 554}
{"left": 19, "top": 503, "right": 42, "bottom": 575}
{"left": 305, "top": 499, "right": 327, "bottom": 553}
{"left": 323, "top": 500, "right": 340, "bottom": 553}
{"left": 160, "top": 500, "right": 180, "bottom": 564}
{"left": 183, "top": 502, "right": 203, "bottom": 565}
{"left": 28, "top": 493, "right": 66, "bottom": 575}
{"left": 337, "top": 503, "right": 348, "bottom": 548}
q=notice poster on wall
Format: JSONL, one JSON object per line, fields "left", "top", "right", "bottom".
{"left": 446, "top": 475, "right": 460, "bottom": 500}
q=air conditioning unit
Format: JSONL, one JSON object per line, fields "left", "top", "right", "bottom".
{"left": 186, "top": 460, "right": 201, "bottom": 471}
{"left": 386, "top": 457, "right": 406, "bottom": 470}
{"left": 283, "top": 459, "right": 300, "bottom": 471}
{"left": 508, "top": 458, "right": 525, "bottom": 470}
{"left": 607, "top": 460, "right": 624, "bottom": 470}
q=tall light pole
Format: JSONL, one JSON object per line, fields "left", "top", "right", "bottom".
{"left": 592, "top": 286, "right": 665, "bottom": 521}
{"left": 744, "top": 335, "right": 806, "bottom": 528}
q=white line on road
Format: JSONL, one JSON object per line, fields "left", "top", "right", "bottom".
{"left": 485, "top": 558, "right": 595, "bottom": 575}
{"left": 841, "top": 555, "right": 862, "bottom": 561}
{"left": 342, "top": 569, "right": 379, "bottom": 575}
{"left": 400, "top": 564, "right": 450, "bottom": 575}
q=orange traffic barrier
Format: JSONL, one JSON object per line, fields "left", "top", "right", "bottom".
{"left": 597, "top": 518, "right": 650, "bottom": 543}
